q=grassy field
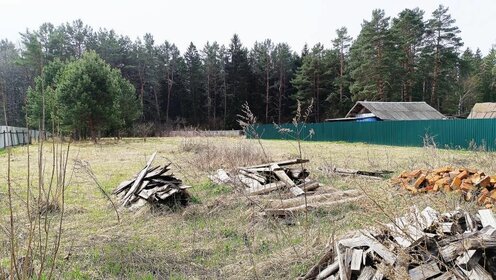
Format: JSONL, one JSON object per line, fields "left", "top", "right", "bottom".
{"left": 0, "top": 136, "right": 493, "bottom": 279}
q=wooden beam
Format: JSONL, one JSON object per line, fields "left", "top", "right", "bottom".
{"left": 271, "top": 164, "right": 304, "bottom": 196}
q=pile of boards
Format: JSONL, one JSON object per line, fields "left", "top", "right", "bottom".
{"left": 209, "top": 159, "right": 364, "bottom": 216}
{"left": 113, "top": 152, "right": 191, "bottom": 210}
{"left": 392, "top": 167, "right": 496, "bottom": 208}
{"left": 301, "top": 207, "right": 496, "bottom": 280}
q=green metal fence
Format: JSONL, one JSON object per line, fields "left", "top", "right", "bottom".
{"left": 253, "top": 119, "right": 496, "bottom": 150}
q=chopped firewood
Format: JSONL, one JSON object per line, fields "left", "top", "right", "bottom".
{"left": 301, "top": 207, "right": 496, "bottom": 280}
{"left": 392, "top": 167, "right": 496, "bottom": 208}
{"left": 113, "top": 152, "right": 191, "bottom": 210}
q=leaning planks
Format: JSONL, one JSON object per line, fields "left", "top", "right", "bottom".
{"left": 113, "top": 152, "right": 191, "bottom": 210}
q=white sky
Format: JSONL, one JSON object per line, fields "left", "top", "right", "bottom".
{"left": 1, "top": 0, "right": 495, "bottom": 54}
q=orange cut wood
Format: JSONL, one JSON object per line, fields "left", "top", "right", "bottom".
{"left": 414, "top": 174, "right": 426, "bottom": 188}
{"left": 476, "top": 176, "right": 491, "bottom": 188}
{"left": 460, "top": 182, "right": 473, "bottom": 191}
{"left": 489, "top": 190, "right": 496, "bottom": 200}
{"left": 433, "top": 166, "right": 451, "bottom": 174}
{"left": 478, "top": 193, "right": 488, "bottom": 204}
{"left": 432, "top": 185, "right": 439, "bottom": 192}
{"left": 450, "top": 177, "right": 462, "bottom": 189}
{"left": 456, "top": 170, "right": 469, "bottom": 180}
{"left": 428, "top": 175, "right": 442, "bottom": 185}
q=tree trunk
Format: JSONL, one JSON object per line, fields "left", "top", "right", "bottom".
{"left": 265, "top": 65, "right": 269, "bottom": 123}
{"left": 207, "top": 72, "right": 211, "bottom": 127}
{"left": 278, "top": 69, "right": 283, "bottom": 124}
{"left": 223, "top": 75, "right": 227, "bottom": 129}
{"left": 339, "top": 42, "right": 344, "bottom": 102}
{"left": 166, "top": 70, "right": 174, "bottom": 123}
{"left": 152, "top": 87, "right": 160, "bottom": 122}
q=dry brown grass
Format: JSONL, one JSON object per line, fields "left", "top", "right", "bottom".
{"left": 0, "top": 136, "right": 494, "bottom": 279}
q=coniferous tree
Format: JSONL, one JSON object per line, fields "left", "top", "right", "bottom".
{"left": 349, "top": 9, "right": 398, "bottom": 102}
{"left": 425, "top": 5, "right": 463, "bottom": 110}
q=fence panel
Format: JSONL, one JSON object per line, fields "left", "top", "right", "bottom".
{"left": 253, "top": 119, "right": 496, "bottom": 150}
{"left": 0, "top": 126, "right": 39, "bottom": 149}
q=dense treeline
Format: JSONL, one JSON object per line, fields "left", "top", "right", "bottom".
{"left": 0, "top": 5, "right": 495, "bottom": 134}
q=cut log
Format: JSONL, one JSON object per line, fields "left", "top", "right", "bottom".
{"left": 315, "top": 261, "right": 339, "bottom": 280}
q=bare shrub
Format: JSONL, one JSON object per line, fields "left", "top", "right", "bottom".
{"left": 181, "top": 137, "right": 269, "bottom": 172}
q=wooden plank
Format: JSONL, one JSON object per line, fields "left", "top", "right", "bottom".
{"left": 478, "top": 209, "right": 496, "bottom": 228}
{"left": 338, "top": 233, "right": 396, "bottom": 266}
{"left": 122, "top": 152, "right": 157, "bottom": 205}
{"left": 138, "top": 185, "right": 169, "bottom": 200}
{"left": 350, "top": 249, "right": 363, "bottom": 271}
{"left": 408, "top": 261, "right": 441, "bottom": 280}
{"left": 245, "top": 158, "right": 309, "bottom": 169}
{"left": 246, "top": 181, "right": 286, "bottom": 195}
{"left": 113, "top": 179, "right": 134, "bottom": 194}
{"left": 264, "top": 195, "right": 363, "bottom": 217}
{"left": 431, "top": 271, "right": 456, "bottom": 280}
{"left": 238, "top": 169, "right": 266, "bottom": 183}
{"left": 237, "top": 174, "right": 263, "bottom": 189}
{"left": 458, "top": 264, "right": 492, "bottom": 280}
{"left": 372, "top": 270, "right": 384, "bottom": 280}
{"left": 357, "top": 266, "right": 376, "bottom": 280}
{"left": 271, "top": 164, "right": 304, "bottom": 196}
{"left": 456, "top": 250, "right": 481, "bottom": 270}
{"left": 264, "top": 189, "right": 362, "bottom": 208}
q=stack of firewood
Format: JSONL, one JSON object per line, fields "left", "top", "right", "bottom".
{"left": 301, "top": 207, "right": 496, "bottom": 280}
{"left": 113, "top": 152, "right": 191, "bottom": 210}
{"left": 392, "top": 167, "right": 496, "bottom": 208}
{"left": 209, "top": 159, "right": 364, "bottom": 216}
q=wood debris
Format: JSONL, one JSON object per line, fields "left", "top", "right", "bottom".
{"left": 301, "top": 207, "right": 496, "bottom": 280}
{"left": 320, "top": 166, "right": 393, "bottom": 180}
{"left": 392, "top": 166, "right": 496, "bottom": 208}
{"left": 210, "top": 159, "right": 364, "bottom": 216}
{"left": 113, "top": 152, "right": 191, "bottom": 210}
{"left": 210, "top": 158, "right": 311, "bottom": 196}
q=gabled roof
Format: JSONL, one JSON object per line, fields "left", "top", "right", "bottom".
{"left": 467, "top": 103, "right": 496, "bottom": 119}
{"left": 345, "top": 101, "right": 445, "bottom": 121}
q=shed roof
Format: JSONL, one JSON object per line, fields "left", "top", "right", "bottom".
{"left": 467, "top": 103, "right": 496, "bottom": 119}
{"left": 345, "top": 101, "right": 445, "bottom": 120}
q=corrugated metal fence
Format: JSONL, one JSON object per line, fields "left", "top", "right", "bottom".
{"left": 0, "top": 126, "right": 41, "bottom": 149}
{"left": 253, "top": 119, "right": 496, "bottom": 150}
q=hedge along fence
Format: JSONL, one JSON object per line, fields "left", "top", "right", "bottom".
{"left": 0, "top": 126, "right": 42, "bottom": 149}
{"left": 252, "top": 119, "right": 496, "bottom": 150}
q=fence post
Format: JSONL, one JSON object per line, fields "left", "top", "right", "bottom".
{"left": 1, "top": 131, "right": 4, "bottom": 149}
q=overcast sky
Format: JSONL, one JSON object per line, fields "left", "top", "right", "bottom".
{"left": 1, "top": 0, "right": 495, "bottom": 54}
